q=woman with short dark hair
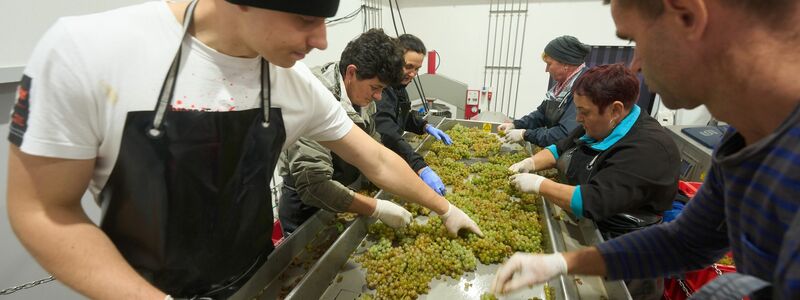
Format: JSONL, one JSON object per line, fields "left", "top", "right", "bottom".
{"left": 505, "top": 64, "right": 681, "bottom": 299}
{"left": 509, "top": 64, "right": 680, "bottom": 299}
{"left": 508, "top": 63, "right": 680, "bottom": 239}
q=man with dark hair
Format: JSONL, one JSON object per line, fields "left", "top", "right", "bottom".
{"left": 499, "top": 35, "right": 589, "bottom": 147}
{"left": 398, "top": 34, "right": 427, "bottom": 54}
{"left": 493, "top": 1, "right": 800, "bottom": 299}
{"left": 6, "top": 1, "right": 483, "bottom": 299}
{"left": 374, "top": 34, "right": 451, "bottom": 196}
{"left": 278, "top": 29, "right": 413, "bottom": 234}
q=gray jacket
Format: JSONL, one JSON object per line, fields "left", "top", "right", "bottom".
{"left": 279, "top": 62, "right": 379, "bottom": 212}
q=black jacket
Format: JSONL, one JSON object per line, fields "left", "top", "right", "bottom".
{"left": 512, "top": 66, "right": 586, "bottom": 147}
{"left": 513, "top": 97, "right": 579, "bottom": 147}
{"left": 554, "top": 112, "right": 680, "bottom": 222}
{"left": 374, "top": 86, "right": 428, "bottom": 172}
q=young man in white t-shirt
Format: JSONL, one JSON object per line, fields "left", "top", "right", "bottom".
{"left": 6, "top": 0, "right": 483, "bottom": 299}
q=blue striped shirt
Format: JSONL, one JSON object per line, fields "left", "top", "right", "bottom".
{"left": 596, "top": 105, "right": 800, "bottom": 299}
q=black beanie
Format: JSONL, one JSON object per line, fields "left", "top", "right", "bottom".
{"left": 225, "top": 0, "right": 340, "bottom": 18}
{"left": 544, "top": 35, "right": 590, "bottom": 65}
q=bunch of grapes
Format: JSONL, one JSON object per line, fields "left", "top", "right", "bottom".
{"left": 469, "top": 162, "right": 515, "bottom": 193}
{"left": 357, "top": 219, "right": 477, "bottom": 299}
{"left": 400, "top": 201, "right": 431, "bottom": 217}
{"left": 488, "top": 151, "right": 530, "bottom": 166}
{"left": 355, "top": 124, "right": 547, "bottom": 299}
{"left": 481, "top": 293, "right": 499, "bottom": 300}
{"left": 427, "top": 157, "right": 469, "bottom": 188}
{"left": 430, "top": 141, "right": 471, "bottom": 161}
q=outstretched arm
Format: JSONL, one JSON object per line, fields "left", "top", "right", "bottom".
{"left": 492, "top": 247, "right": 607, "bottom": 295}
{"left": 321, "top": 124, "right": 447, "bottom": 213}
{"left": 286, "top": 139, "right": 411, "bottom": 227}
{"left": 321, "top": 124, "right": 484, "bottom": 237}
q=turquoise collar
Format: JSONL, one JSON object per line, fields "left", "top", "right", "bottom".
{"left": 579, "top": 105, "right": 641, "bottom": 151}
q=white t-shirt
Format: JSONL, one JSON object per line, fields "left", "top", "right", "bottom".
{"left": 12, "top": 1, "right": 352, "bottom": 198}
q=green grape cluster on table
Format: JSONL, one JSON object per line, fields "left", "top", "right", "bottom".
{"left": 481, "top": 292, "right": 499, "bottom": 300}
{"left": 356, "top": 124, "right": 549, "bottom": 299}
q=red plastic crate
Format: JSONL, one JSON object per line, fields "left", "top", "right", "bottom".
{"left": 663, "top": 182, "right": 741, "bottom": 299}
{"left": 272, "top": 220, "right": 284, "bottom": 246}
{"left": 678, "top": 181, "right": 702, "bottom": 199}
{"left": 663, "top": 254, "right": 738, "bottom": 299}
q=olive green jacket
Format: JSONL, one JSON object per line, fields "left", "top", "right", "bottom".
{"left": 279, "top": 62, "right": 379, "bottom": 212}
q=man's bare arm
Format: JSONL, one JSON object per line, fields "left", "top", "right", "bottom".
{"left": 7, "top": 146, "right": 165, "bottom": 300}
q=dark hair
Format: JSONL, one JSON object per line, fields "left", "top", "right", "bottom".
{"left": 339, "top": 29, "right": 405, "bottom": 86}
{"left": 573, "top": 64, "right": 640, "bottom": 113}
{"left": 397, "top": 34, "right": 426, "bottom": 54}
{"left": 603, "top": 0, "right": 797, "bottom": 28}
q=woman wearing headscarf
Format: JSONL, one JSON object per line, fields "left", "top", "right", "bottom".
{"left": 499, "top": 35, "right": 590, "bottom": 147}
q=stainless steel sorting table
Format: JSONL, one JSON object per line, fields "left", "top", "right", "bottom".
{"left": 231, "top": 118, "right": 631, "bottom": 300}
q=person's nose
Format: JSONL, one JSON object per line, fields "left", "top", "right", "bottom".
{"left": 308, "top": 21, "right": 328, "bottom": 50}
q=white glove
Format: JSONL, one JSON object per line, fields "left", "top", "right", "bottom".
{"left": 509, "top": 173, "right": 546, "bottom": 194}
{"left": 508, "top": 157, "right": 536, "bottom": 173}
{"left": 439, "top": 203, "right": 484, "bottom": 237}
{"left": 371, "top": 199, "right": 413, "bottom": 228}
{"left": 491, "top": 252, "right": 568, "bottom": 295}
{"left": 500, "top": 129, "right": 525, "bottom": 143}
{"left": 164, "top": 296, "right": 173, "bottom": 300}
{"left": 498, "top": 123, "right": 515, "bottom": 132}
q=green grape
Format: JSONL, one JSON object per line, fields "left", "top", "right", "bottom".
{"left": 545, "top": 283, "right": 556, "bottom": 300}
{"left": 354, "top": 123, "right": 549, "bottom": 299}
{"left": 481, "top": 292, "right": 499, "bottom": 300}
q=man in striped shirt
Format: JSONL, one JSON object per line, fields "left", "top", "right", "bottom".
{"left": 492, "top": 0, "right": 800, "bottom": 299}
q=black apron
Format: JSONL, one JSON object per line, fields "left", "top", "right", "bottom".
{"left": 555, "top": 141, "right": 662, "bottom": 240}
{"left": 556, "top": 142, "right": 665, "bottom": 300}
{"left": 98, "top": 1, "right": 285, "bottom": 297}
{"left": 542, "top": 67, "right": 587, "bottom": 128}
{"left": 541, "top": 96, "right": 570, "bottom": 128}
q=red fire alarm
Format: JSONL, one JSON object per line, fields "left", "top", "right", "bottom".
{"left": 427, "top": 50, "right": 437, "bottom": 75}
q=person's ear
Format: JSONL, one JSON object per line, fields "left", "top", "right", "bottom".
{"left": 345, "top": 64, "right": 358, "bottom": 83}
{"left": 342, "top": 64, "right": 358, "bottom": 84}
{"left": 663, "top": 0, "right": 709, "bottom": 41}
{"left": 612, "top": 101, "right": 626, "bottom": 119}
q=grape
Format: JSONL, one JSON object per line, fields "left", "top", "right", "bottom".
{"left": 354, "top": 124, "right": 548, "bottom": 299}
{"left": 545, "top": 283, "right": 555, "bottom": 300}
{"left": 481, "top": 292, "right": 498, "bottom": 300}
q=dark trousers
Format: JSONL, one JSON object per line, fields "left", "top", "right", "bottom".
{"left": 277, "top": 175, "right": 319, "bottom": 236}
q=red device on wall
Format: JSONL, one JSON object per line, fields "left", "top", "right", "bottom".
{"left": 465, "top": 90, "right": 480, "bottom": 119}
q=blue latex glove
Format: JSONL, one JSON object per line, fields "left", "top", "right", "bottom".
{"left": 663, "top": 201, "right": 685, "bottom": 223}
{"left": 419, "top": 166, "right": 446, "bottom": 196}
{"left": 425, "top": 125, "right": 453, "bottom": 145}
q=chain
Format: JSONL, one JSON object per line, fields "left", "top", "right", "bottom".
{"left": 0, "top": 276, "right": 55, "bottom": 295}
{"left": 712, "top": 264, "right": 724, "bottom": 276}
{"left": 677, "top": 278, "right": 693, "bottom": 298}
